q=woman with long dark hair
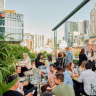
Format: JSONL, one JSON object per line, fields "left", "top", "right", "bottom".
{"left": 35, "top": 53, "right": 45, "bottom": 68}
{"left": 79, "top": 48, "right": 87, "bottom": 66}
{"left": 54, "top": 52, "right": 64, "bottom": 69}
{"left": 88, "top": 48, "right": 96, "bottom": 71}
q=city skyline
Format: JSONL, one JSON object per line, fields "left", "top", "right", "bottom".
{"left": 6, "top": 0, "right": 95, "bottom": 42}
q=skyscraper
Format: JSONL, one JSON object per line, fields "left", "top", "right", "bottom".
{"left": 83, "top": 20, "right": 89, "bottom": 35}
{"left": 78, "top": 20, "right": 84, "bottom": 35}
{"left": 0, "top": 0, "right": 5, "bottom": 11}
{"left": 90, "top": 1, "right": 96, "bottom": 37}
{"left": 78, "top": 20, "right": 89, "bottom": 35}
{"left": 64, "top": 21, "right": 78, "bottom": 47}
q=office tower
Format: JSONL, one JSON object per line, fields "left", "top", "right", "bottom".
{"left": 0, "top": 0, "right": 5, "bottom": 11}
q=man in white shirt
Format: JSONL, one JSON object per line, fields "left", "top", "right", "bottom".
{"left": 78, "top": 62, "right": 96, "bottom": 96}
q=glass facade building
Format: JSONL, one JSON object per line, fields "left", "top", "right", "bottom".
{"left": 0, "top": 11, "right": 24, "bottom": 42}
{"left": 0, "top": 0, "right": 4, "bottom": 11}
{"left": 64, "top": 21, "right": 78, "bottom": 47}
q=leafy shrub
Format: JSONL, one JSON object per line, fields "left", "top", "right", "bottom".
{"left": 8, "top": 44, "right": 37, "bottom": 62}
{"left": 0, "top": 41, "right": 17, "bottom": 95}
{"left": 74, "top": 51, "right": 80, "bottom": 58}
{"left": 73, "top": 59, "right": 79, "bottom": 65}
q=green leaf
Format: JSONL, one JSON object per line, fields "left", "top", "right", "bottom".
{"left": 0, "top": 70, "right": 2, "bottom": 84}
{"left": 0, "top": 52, "right": 8, "bottom": 58}
{"left": 0, "top": 67, "right": 10, "bottom": 73}
{"left": 0, "top": 77, "right": 19, "bottom": 95}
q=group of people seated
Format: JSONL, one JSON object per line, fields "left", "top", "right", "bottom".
{"left": 41, "top": 62, "right": 96, "bottom": 96}
{"left": 2, "top": 47, "right": 96, "bottom": 96}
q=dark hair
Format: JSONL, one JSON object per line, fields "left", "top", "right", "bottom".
{"left": 16, "top": 65, "right": 21, "bottom": 69}
{"left": 85, "top": 62, "right": 92, "bottom": 69}
{"left": 36, "top": 53, "right": 43, "bottom": 60}
{"left": 41, "top": 92, "right": 54, "bottom": 96}
{"left": 56, "top": 66, "right": 63, "bottom": 73}
{"left": 90, "top": 49, "right": 94, "bottom": 57}
{"left": 80, "top": 48, "right": 85, "bottom": 54}
{"left": 8, "top": 74, "right": 18, "bottom": 83}
{"left": 55, "top": 73, "right": 64, "bottom": 82}
{"left": 47, "top": 55, "right": 52, "bottom": 62}
{"left": 63, "top": 52, "right": 66, "bottom": 57}
{"left": 50, "top": 64, "right": 56, "bottom": 68}
{"left": 58, "top": 52, "right": 63, "bottom": 58}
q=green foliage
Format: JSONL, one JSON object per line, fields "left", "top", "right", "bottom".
{"left": 8, "top": 44, "right": 36, "bottom": 62}
{"left": 0, "top": 35, "right": 53, "bottom": 95}
{"left": 0, "top": 36, "right": 17, "bottom": 95}
{"left": 0, "top": 41, "right": 16, "bottom": 85}
{"left": 73, "top": 59, "right": 79, "bottom": 65}
{"left": 42, "top": 51, "right": 53, "bottom": 58}
{"left": 74, "top": 51, "right": 79, "bottom": 58}
{"left": 0, "top": 77, "right": 19, "bottom": 95}
{"left": 42, "top": 51, "right": 48, "bottom": 58}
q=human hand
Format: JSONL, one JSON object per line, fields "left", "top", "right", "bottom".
{"left": 41, "top": 70, "right": 44, "bottom": 73}
{"left": 18, "top": 83, "right": 23, "bottom": 90}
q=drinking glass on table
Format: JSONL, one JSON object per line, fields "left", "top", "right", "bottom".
{"left": 46, "top": 87, "right": 51, "bottom": 92}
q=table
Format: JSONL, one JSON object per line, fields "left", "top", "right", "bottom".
{"left": 30, "top": 78, "right": 47, "bottom": 94}
{"left": 22, "top": 68, "right": 47, "bottom": 95}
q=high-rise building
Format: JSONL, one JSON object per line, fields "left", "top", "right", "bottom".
{"left": 0, "top": 10, "right": 24, "bottom": 42}
{"left": 90, "top": 1, "right": 96, "bottom": 37}
{"left": 47, "top": 38, "right": 54, "bottom": 49}
{"left": 83, "top": 20, "right": 89, "bottom": 35}
{"left": 42, "top": 35, "right": 44, "bottom": 48}
{"left": 64, "top": 21, "right": 78, "bottom": 47}
{"left": 89, "top": 1, "right": 96, "bottom": 44}
{"left": 22, "top": 33, "right": 45, "bottom": 52}
{"left": 78, "top": 20, "right": 84, "bottom": 35}
{"left": 0, "top": 0, "right": 5, "bottom": 11}
{"left": 22, "top": 33, "right": 34, "bottom": 52}
{"left": 78, "top": 20, "right": 89, "bottom": 35}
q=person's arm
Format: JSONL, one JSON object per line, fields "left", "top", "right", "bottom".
{"left": 78, "top": 67, "right": 82, "bottom": 75}
{"left": 84, "top": 54, "right": 87, "bottom": 61}
{"left": 21, "top": 81, "right": 29, "bottom": 86}
{"left": 26, "top": 92, "right": 33, "bottom": 96}
{"left": 50, "top": 85, "right": 57, "bottom": 90}
{"left": 78, "top": 73, "right": 84, "bottom": 83}
{"left": 17, "top": 83, "right": 24, "bottom": 95}
{"left": 71, "top": 68, "right": 78, "bottom": 78}
{"left": 39, "top": 59, "right": 45, "bottom": 65}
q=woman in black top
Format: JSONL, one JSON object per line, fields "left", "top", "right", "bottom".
{"left": 55, "top": 52, "right": 64, "bottom": 69}
{"left": 79, "top": 48, "right": 87, "bottom": 66}
{"left": 35, "top": 53, "right": 45, "bottom": 68}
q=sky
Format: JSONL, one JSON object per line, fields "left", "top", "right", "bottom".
{"left": 6, "top": 0, "right": 95, "bottom": 43}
